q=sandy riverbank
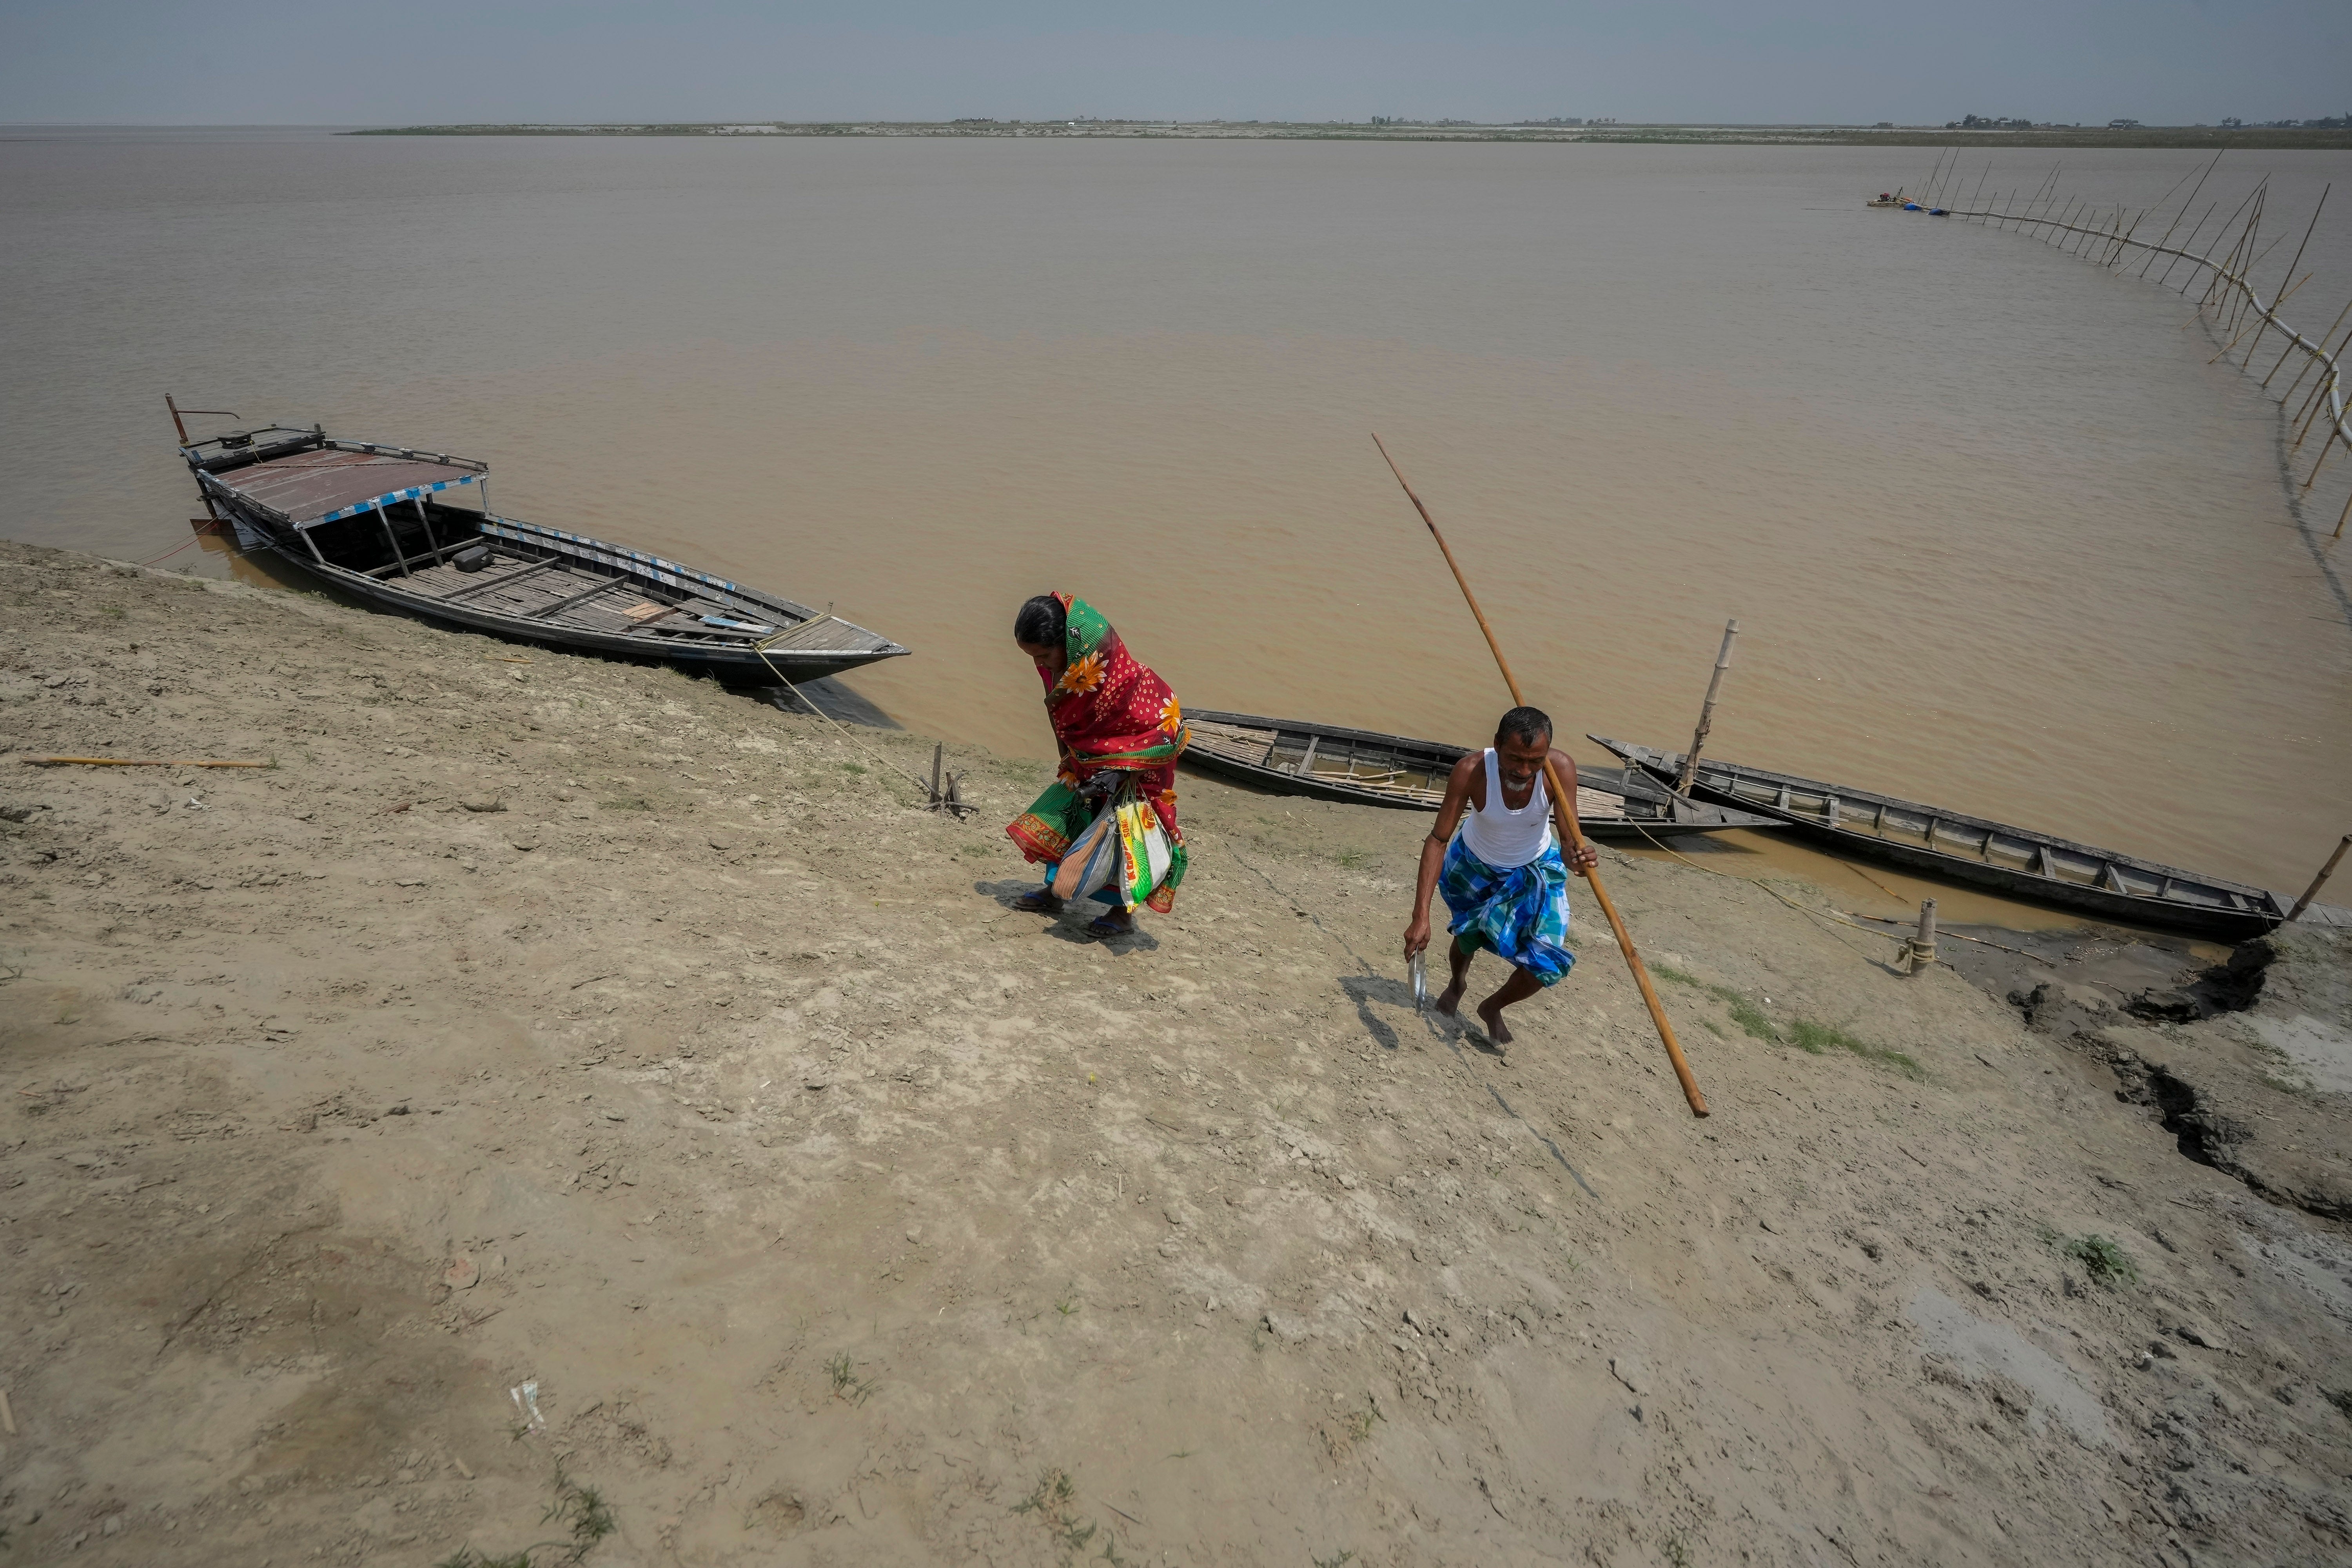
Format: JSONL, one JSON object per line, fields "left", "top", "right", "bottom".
{"left": 4, "top": 537, "right": 2350, "bottom": 1567}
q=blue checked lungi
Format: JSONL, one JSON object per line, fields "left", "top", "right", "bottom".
{"left": 1438, "top": 834, "right": 1576, "bottom": 986}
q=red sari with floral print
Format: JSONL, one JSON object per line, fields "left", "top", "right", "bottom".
{"left": 1005, "top": 593, "right": 1189, "bottom": 910}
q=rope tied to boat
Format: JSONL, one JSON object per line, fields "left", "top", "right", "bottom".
{"left": 750, "top": 635, "right": 967, "bottom": 813}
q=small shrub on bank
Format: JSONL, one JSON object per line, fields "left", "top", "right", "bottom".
{"left": 2059, "top": 1233, "right": 2140, "bottom": 1287}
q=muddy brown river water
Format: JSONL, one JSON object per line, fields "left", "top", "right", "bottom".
{"left": 4, "top": 127, "right": 2348, "bottom": 906}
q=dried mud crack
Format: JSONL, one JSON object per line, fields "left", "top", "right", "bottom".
{"left": 4, "top": 536, "right": 2352, "bottom": 1567}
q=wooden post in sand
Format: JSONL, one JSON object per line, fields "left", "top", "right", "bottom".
{"left": 1372, "top": 433, "right": 1709, "bottom": 1118}
{"left": 1908, "top": 900, "right": 1939, "bottom": 974}
{"left": 2287, "top": 834, "right": 2352, "bottom": 922}
{"left": 1675, "top": 619, "right": 1739, "bottom": 797}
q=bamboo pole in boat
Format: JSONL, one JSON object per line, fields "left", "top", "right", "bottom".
{"left": 2287, "top": 834, "right": 2352, "bottom": 922}
{"left": 1675, "top": 620, "right": 1739, "bottom": 797}
{"left": 1370, "top": 432, "right": 1708, "bottom": 1118}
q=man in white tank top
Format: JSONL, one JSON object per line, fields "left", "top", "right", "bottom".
{"left": 1403, "top": 706, "right": 1599, "bottom": 1050}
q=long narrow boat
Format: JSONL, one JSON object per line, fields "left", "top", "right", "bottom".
{"left": 1181, "top": 711, "right": 1780, "bottom": 841}
{"left": 175, "top": 421, "right": 908, "bottom": 683}
{"left": 1592, "top": 737, "right": 2286, "bottom": 939}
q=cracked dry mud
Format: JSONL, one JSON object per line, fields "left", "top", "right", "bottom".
{"left": 4, "top": 536, "right": 2350, "bottom": 1566}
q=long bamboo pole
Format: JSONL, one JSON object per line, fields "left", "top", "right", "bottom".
{"left": 2287, "top": 834, "right": 2352, "bottom": 921}
{"left": 2158, "top": 201, "right": 2220, "bottom": 289}
{"left": 1371, "top": 434, "right": 1708, "bottom": 1119}
{"left": 2140, "top": 151, "right": 2222, "bottom": 277}
{"left": 2269, "top": 294, "right": 2352, "bottom": 391}
{"left": 1676, "top": 620, "right": 1740, "bottom": 795}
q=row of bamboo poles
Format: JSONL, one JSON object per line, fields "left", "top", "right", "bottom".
{"left": 1902, "top": 148, "right": 2352, "bottom": 538}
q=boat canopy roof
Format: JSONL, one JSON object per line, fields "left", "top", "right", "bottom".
{"left": 201, "top": 443, "right": 488, "bottom": 529}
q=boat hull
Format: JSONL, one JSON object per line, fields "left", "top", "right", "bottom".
{"left": 221, "top": 504, "right": 906, "bottom": 684}
{"left": 1181, "top": 710, "right": 1780, "bottom": 841}
{"left": 1592, "top": 737, "right": 2284, "bottom": 941}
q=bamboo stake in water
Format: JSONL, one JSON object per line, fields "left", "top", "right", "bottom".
{"left": 2267, "top": 293, "right": 2352, "bottom": 392}
{"left": 1371, "top": 433, "right": 1709, "bottom": 1119}
{"left": 2136, "top": 151, "right": 2222, "bottom": 276}
{"left": 2158, "top": 201, "right": 2221, "bottom": 289}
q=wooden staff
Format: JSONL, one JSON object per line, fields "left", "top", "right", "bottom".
{"left": 1371, "top": 434, "right": 1709, "bottom": 1119}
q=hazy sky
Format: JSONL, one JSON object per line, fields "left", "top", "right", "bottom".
{"left": 4, "top": 0, "right": 2346, "bottom": 127}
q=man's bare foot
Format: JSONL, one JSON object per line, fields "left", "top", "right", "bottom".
{"left": 1475, "top": 997, "right": 1514, "bottom": 1048}
{"left": 1014, "top": 889, "right": 1063, "bottom": 914}
{"left": 1433, "top": 979, "right": 1466, "bottom": 1016}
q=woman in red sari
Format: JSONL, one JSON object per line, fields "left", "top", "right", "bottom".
{"left": 1005, "top": 593, "right": 1189, "bottom": 938}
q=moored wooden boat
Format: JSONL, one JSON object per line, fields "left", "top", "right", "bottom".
{"left": 1181, "top": 711, "right": 1781, "bottom": 840}
{"left": 1592, "top": 737, "right": 2286, "bottom": 939}
{"left": 175, "top": 421, "right": 908, "bottom": 683}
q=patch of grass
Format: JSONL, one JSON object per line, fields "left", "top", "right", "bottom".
{"left": 1313, "top": 1552, "right": 1357, "bottom": 1568}
{"left": 1662, "top": 1534, "right": 1691, "bottom": 1568}
{"left": 1055, "top": 1286, "right": 1080, "bottom": 1318}
{"left": 824, "top": 1352, "right": 877, "bottom": 1406}
{"left": 1010, "top": 1467, "right": 1099, "bottom": 1560}
{"left": 1714, "top": 987, "right": 1778, "bottom": 1042}
{"left": 2058, "top": 1234, "right": 2140, "bottom": 1288}
{"left": 1332, "top": 847, "right": 1372, "bottom": 871}
{"left": 1788, "top": 1019, "right": 1926, "bottom": 1080}
{"left": 100, "top": 603, "right": 127, "bottom": 619}
{"left": 599, "top": 795, "right": 653, "bottom": 812}
{"left": 436, "top": 1468, "right": 615, "bottom": 1567}
{"left": 961, "top": 842, "right": 997, "bottom": 857}
{"left": 840, "top": 761, "right": 867, "bottom": 775}
{"left": 1664, "top": 968, "right": 1922, "bottom": 1076}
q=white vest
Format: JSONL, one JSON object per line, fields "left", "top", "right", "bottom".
{"left": 1458, "top": 748, "right": 1554, "bottom": 869}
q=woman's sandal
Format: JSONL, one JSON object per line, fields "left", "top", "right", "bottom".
{"left": 1085, "top": 913, "right": 1136, "bottom": 939}
{"left": 1014, "top": 889, "right": 1064, "bottom": 914}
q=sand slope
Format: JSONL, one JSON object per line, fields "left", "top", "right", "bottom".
{"left": 3, "top": 538, "right": 2349, "bottom": 1566}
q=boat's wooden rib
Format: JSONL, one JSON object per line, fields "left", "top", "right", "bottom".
{"left": 176, "top": 422, "right": 908, "bottom": 683}
{"left": 1590, "top": 735, "right": 2286, "bottom": 940}
{"left": 1182, "top": 710, "right": 1781, "bottom": 840}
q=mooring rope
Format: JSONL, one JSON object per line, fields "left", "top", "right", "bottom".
{"left": 750, "top": 637, "right": 956, "bottom": 809}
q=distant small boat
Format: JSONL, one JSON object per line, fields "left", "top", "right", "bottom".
{"left": 175, "top": 421, "right": 908, "bottom": 683}
{"left": 1592, "top": 737, "right": 2286, "bottom": 939}
{"left": 1181, "top": 711, "right": 1780, "bottom": 840}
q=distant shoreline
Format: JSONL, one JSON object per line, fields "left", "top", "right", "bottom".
{"left": 343, "top": 121, "right": 2352, "bottom": 150}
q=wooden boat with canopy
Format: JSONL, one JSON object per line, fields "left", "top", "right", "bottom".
{"left": 172, "top": 418, "right": 908, "bottom": 683}
{"left": 1181, "top": 710, "right": 1780, "bottom": 841}
{"left": 1591, "top": 736, "right": 2286, "bottom": 940}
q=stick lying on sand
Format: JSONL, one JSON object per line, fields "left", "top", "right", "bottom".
{"left": 20, "top": 757, "right": 267, "bottom": 768}
{"left": 1372, "top": 432, "right": 1710, "bottom": 1119}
